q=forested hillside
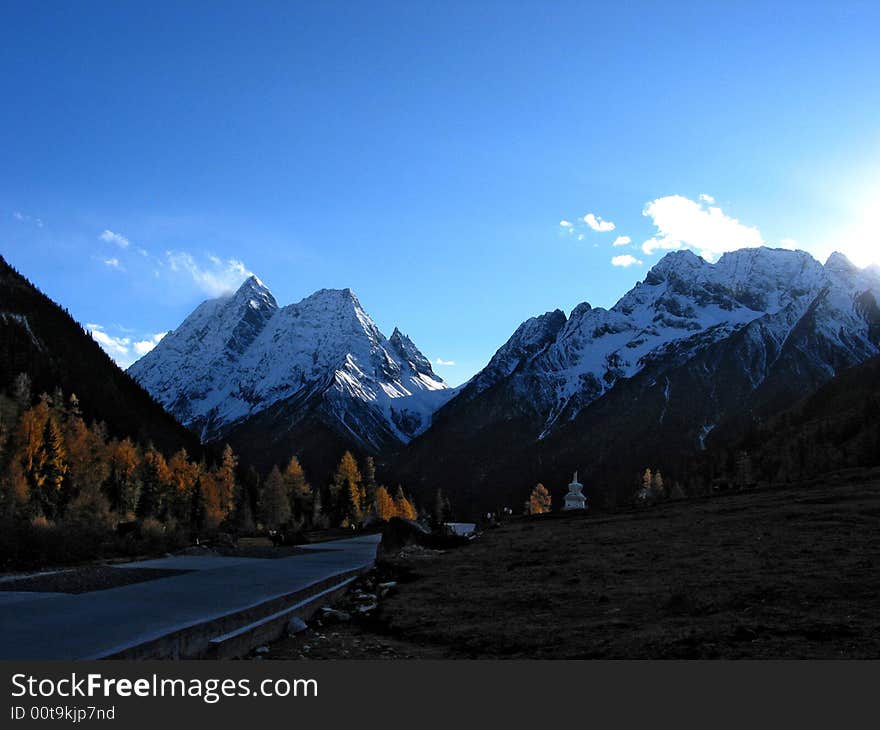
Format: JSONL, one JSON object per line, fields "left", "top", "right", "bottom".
{"left": 0, "top": 255, "right": 198, "bottom": 454}
{"left": 693, "top": 355, "right": 880, "bottom": 490}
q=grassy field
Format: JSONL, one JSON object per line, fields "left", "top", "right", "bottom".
{"left": 269, "top": 475, "right": 880, "bottom": 659}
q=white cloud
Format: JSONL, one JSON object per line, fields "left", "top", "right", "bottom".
{"left": 435, "top": 357, "right": 456, "bottom": 366}
{"left": 12, "top": 211, "right": 44, "bottom": 227}
{"left": 699, "top": 193, "right": 715, "bottom": 204}
{"left": 100, "top": 229, "right": 130, "bottom": 248}
{"left": 89, "top": 327, "right": 132, "bottom": 366}
{"left": 611, "top": 254, "right": 643, "bottom": 267}
{"left": 583, "top": 213, "right": 615, "bottom": 232}
{"left": 559, "top": 220, "right": 573, "bottom": 228}
{"left": 779, "top": 238, "right": 798, "bottom": 250}
{"left": 103, "top": 257, "right": 123, "bottom": 269}
{"left": 641, "top": 195, "right": 763, "bottom": 260}
{"left": 89, "top": 325, "right": 166, "bottom": 368}
{"left": 133, "top": 332, "right": 167, "bottom": 356}
{"left": 165, "top": 251, "right": 252, "bottom": 297}
{"left": 612, "top": 235, "right": 631, "bottom": 247}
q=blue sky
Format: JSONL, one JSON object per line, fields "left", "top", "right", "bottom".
{"left": 2, "top": 1, "right": 879, "bottom": 384}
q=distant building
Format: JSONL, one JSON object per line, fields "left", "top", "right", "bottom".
{"left": 563, "top": 471, "right": 587, "bottom": 511}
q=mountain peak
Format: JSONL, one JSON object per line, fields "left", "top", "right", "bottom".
{"left": 235, "top": 273, "right": 268, "bottom": 293}
{"left": 302, "top": 287, "right": 360, "bottom": 307}
{"left": 470, "top": 309, "right": 567, "bottom": 394}
{"left": 130, "top": 279, "right": 449, "bottom": 450}
{"left": 644, "top": 249, "right": 706, "bottom": 283}
{"left": 389, "top": 326, "right": 410, "bottom": 346}
{"left": 389, "top": 327, "right": 439, "bottom": 381}
{"left": 825, "top": 251, "right": 858, "bottom": 273}
{"left": 231, "top": 274, "right": 277, "bottom": 310}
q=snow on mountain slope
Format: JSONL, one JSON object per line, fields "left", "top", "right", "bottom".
{"left": 128, "top": 277, "right": 452, "bottom": 449}
{"left": 452, "top": 247, "right": 880, "bottom": 440}
{"left": 395, "top": 246, "right": 880, "bottom": 516}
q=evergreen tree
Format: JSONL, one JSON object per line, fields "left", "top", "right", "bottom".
{"left": 232, "top": 466, "right": 259, "bottom": 533}
{"left": 361, "top": 455, "right": 378, "bottom": 513}
{"left": 37, "top": 415, "right": 67, "bottom": 519}
{"left": 261, "top": 466, "right": 290, "bottom": 529}
{"left": 735, "top": 452, "right": 752, "bottom": 489}
{"left": 189, "top": 477, "right": 207, "bottom": 532}
{"left": 433, "top": 488, "right": 449, "bottom": 527}
{"left": 13, "top": 373, "right": 31, "bottom": 412}
{"left": 137, "top": 449, "right": 167, "bottom": 519}
{"left": 311, "top": 486, "right": 325, "bottom": 529}
{"left": 0, "top": 459, "right": 29, "bottom": 517}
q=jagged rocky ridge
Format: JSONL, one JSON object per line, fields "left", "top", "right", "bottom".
{"left": 397, "top": 247, "right": 880, "bottom": 514}
{"left": 128, "top": 277, "right": 451, "bottom": 472}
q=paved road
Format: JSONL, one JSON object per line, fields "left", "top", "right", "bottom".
{"left": 0, "top": 535, "right": 380, "bottom": 659}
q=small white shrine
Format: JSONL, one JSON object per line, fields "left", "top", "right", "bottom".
{"left": 563, "top": 471, "right": 587, "bottom": 511}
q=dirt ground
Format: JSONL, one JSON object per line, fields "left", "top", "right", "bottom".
{"left": 266, "top": 477, "right": 880, "bottom": 659}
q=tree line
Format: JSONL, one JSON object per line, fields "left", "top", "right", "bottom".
{"left": 257, "top": 450, "right": 419, "bottom": 533}
{"left": 0, "top": 373, "right": 422, "bottom": 569}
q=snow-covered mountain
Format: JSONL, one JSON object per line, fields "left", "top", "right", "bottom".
{"left": 468, "top": 247, "right": 879, "bottom": 436}
{"left": 399, "top": 247, "right": 880, "bottom": 514}
{"left": 128, "top": 277, "right": 452, "bottom": 464}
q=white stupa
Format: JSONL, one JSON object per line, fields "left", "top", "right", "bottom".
{"left": 563, "top": 471, "right": 587, "bottom": 511}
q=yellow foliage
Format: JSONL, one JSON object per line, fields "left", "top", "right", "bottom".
{"left": 394, "top": 486, "right": 418, "bottom": 520}
{"left": 529, "top": 483, "right": 552, "bottom": 515}
{"left": 375, "top": 486, "right": 396, "bottom": 521}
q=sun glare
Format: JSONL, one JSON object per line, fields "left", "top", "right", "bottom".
{"left": 841, "top": 205, "right": 879, "bottom": 268}
{"left": 830, "top": 181, "right": 880, "bottom": 268}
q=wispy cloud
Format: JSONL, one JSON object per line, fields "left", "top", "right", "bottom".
{"left": 559, "top": 220, "right": 573, "bottom": 228}
{"left": 12, "top": 211, "right": 44, "bottom": 228}
{"left": 165, "top": 251, "right": 252, "bottom": 297}
{"left": 583, "top": 213, "right": 615, "bottom": 232}
{"left": 612, "top": 235, "right": 631, "bottom": 247}
{"left": 435, "top": 357, "right": 456, "bottom": 366}
{"left": 100, "top": 229, "right": 130, "bottom": 248}
{"left": 611, "top": 254, "right": 643, "bottom": 267}
{"left": 103, "top": 257, "right": 123, "bottom": 270}
{"left": 641, "top": 194, "right": 763, "bottom": 261}
{"left": 779, "top": 238, "right": 798, "bottom": 250}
